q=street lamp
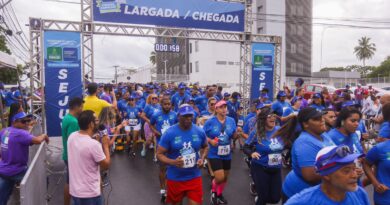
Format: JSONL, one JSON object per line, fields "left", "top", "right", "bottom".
{"left": 163, "top": 60, "right": 168, "bottom": 83}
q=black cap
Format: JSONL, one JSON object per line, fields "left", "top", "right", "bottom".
{"left": 298, "top": 107, "right": 323, "bottom": 123}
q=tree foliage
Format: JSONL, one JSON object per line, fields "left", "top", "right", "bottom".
{"left": 367, "top": 56, "right": 390, "bottom": 78}
{"left": 354, "top": 36, "right": 376, "bottom": 67}
{"left": 0, "top": 32, "right": 25, "bottom": 84}
{"left": 149, "top": 51, "right": 156, "bottom": 65}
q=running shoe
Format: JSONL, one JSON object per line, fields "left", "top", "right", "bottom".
{"left": 160, "top": 189, "right": 166, "bottom": 203}
{"left": 141, "top": 144, "right": 146, "bottom": 157}
{"left": 249, "top": 182, "right": 257, "bottom": 196}
{"left": 217, "top": 194, "right": 228, "bottom": 204}
{"left": 153, "top": 155, "right": 158, "bottom": 163}
{"left": 210, "top": 192, "right": 218, "bottom": 205}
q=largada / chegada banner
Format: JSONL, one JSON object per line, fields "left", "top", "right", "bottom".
{"left": 250, "top": 43, "right": 275, "bottom": 100}
{"left": 93, "top": 0, "right": 245, "bottom": 32}
{"left": 44, "top": 31, "right": 82, "bottom": 137}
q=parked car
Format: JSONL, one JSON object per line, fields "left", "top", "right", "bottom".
{"left": 335, "top": 86, "right": 390, "bottom": 98}
{"left": 303, "top": 84, "right": 336, "bottom": 100}
{"left": 382, "top": 87, "right": 390, "bottom": 91}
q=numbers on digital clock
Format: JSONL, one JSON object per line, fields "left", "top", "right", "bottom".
{"left": 154, "top": 44, "right": 180, "bottom": 53}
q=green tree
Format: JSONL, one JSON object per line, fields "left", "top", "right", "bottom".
{"left": 320, "top": 67, "right": 351, "bottom": 72}
{"left": 0, "top": 34, "right": 11, "bottom": 54}
{"left": 354, "top": 36, "right": 376, "bottom": 67}
{"left": 149, "top": 51, "right": 156, "bottom": 65}
{"left": 345, "top": 65, "right": 374, "bottom": 77}
{"left": 0, "top": 32, "right": 25, "bottom": 84}
{"left": 367, "top": 56, "right": 390, "bottom": 78}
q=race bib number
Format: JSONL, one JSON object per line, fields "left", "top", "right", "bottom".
{"left": 182, "top": 153, "right": 196, "bottom": 168}
{"left": 237, "top": 120, "right": 244, "bottom": 127}
{"left": 218, "top": 145, "right": 231, "bottom": 156}
{"left": 129, "top": 119, "right": 138, "bottom": 126}
{"left": 125, "top": 126, "right": 131, "bottom": 132}
{"left": 268, "top": 153, "right": 282, "bottom": 166}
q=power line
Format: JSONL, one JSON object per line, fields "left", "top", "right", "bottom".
{"left": 250, "top": 17, "right": 390, "bottom": 30}
{"left": 8, "top": 2, "right": 30, "bottom": 45}
{"left": 252, "top": 12, "right": 390, "bottom": 24}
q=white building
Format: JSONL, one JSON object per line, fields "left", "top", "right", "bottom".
{"left": 188, "top": 0, "right": 312, "bottom": 90}
{"left": 116, "top": 64, "right": 155, "bottom": 83}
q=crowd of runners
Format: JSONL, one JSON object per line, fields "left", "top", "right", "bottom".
{"left": 0, "top": 78, "right": 390, "bottom": 205}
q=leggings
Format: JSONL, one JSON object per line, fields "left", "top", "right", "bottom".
{"left": 251, "top": 163, "right": 282, "bottom": 205}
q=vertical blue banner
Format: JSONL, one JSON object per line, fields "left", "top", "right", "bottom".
{"left": 251, "top": 43, "right": 275, "bottom": 100}
{"left": 44, "top": 31, "right": 82, "bottom": 136}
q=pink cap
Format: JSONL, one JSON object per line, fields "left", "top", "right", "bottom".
{"left": 215, "top": 100, "right": 227, "bottom": 109}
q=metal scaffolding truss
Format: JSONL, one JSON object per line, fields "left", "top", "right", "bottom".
{"left": 29, "top": 0, "right": 282, "bottom": 127}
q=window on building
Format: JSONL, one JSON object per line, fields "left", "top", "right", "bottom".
{"left": 195, "top": 61, "right": 199, "bottom": 72}
{"left": 257, "top": 5, "right": 263, "bottom": 13}
{"left": 189, "top": 43, "right": 192, "bottom": 54}
{"left": 298, "top": 44, "right": 304, "bottom": 53}
{"left": 195, "top": 41, "right": 199, "bottom": 52}
{"left": 190, "top": 63, "right": 192, "bottom": 73}
{"left": 216, "top": 61, "right": 227, "bottom": 65}
{"left": 257, "top": 27, "right": 263, "bottom": 34}
{"left": 290, "top": 25, "right": 296, "bottom": 35}
{"left": 297, "top": 6, "right": 304, "bottom": 16}
{"left": 298, "top": 63, "right": 304, "bottom": 73}
{"left": 291, "top": 63, "right": 296, "bottom": 72}
{"left": 290, "top": 5, "right": 297, "bottom": 16}
{"left": 291, "top": 43, "right": 296, "bottom": 53}
{"left": 297, "top": 25, "right": 303, "bottom": 35}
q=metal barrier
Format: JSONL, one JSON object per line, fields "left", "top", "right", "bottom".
{"left": 20, "top": 142, "right": 47, "bottom": 205}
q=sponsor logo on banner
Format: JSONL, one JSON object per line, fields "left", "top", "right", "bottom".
{"left": 44, "top": 31, "right": 82, "bottom": 136}
{"left": 251, "top": 43, "right": 275, "bottom": 100}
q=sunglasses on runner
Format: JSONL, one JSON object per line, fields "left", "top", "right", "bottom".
{"left": 152, "top": 97, "right": 158, "bottom": 100}
{"left": 20, "top": 119, "right": 31, "bottom": 124}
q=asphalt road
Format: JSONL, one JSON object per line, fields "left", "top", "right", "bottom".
{"left": 47, "top": 144, "right": 374, "bottom": 205}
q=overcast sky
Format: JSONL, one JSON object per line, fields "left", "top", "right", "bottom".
{"left": 7, "top": 0, "right": 390, "bottom": 80}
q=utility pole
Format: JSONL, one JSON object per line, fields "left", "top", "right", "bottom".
{"left": 113, "top": 65, "right": 119, "bottom": 84}
{"left": 0, "top": 0, "right": 12, "bottom": 10}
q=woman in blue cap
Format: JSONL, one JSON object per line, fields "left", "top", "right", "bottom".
{"left": 282, "top": 107, "right": 335, "bottom": 202}
{"left": 310, "top": 93, "right": 326, "bottom": 112}
{"left": 271, "top": 91, "right": 291, "bottom": 120}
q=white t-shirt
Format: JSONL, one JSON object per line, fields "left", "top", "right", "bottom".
{"left": 68, "top": 131, "right": 106, "bottom": 198}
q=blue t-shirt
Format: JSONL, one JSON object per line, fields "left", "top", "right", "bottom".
{"left": 285, "top": 185, "right": 369, "bottom": 205}
{"left": 200, "top": 110, "right": 213, "bottom": 117}
{"left": 283, "top": 107, "right": 299, "bottom": 117}
{"left": 144, "top": 104, "right": 161, "bottom": 119}
{"left": 365, "top": 140, "right": 390, "bottom": 205}
{"left": 271, "top": 100, "right": 291, "bottom": 117}
{"left": 136, "top": 98, "right": 146, "bottom": 110}
{"left": 5, "top": 92, "right": 16, "bottom": 107}
{"left": 244, "top": 112, "right": 256, "bottom": 124}
{"left": 328, "top": 128, "right": 363, "bottom": 154}
{"left": 150, "top": 110, "right": 178, "bottom": 141}
{"left": 117, "top": 99, "right": 128, "bottom": 117}
{"left": 159, "top": 124, "right": 206, "bottom": 181}
{"left": 283, "top": 131, "right": 335, "bottom": 197}
{"left": 379, "top": 122, "right": 390, "bottom": 138}
{"left": 203, "top": 116, "right": 237, "bottom": 160}
{"left": 123, "top": 105, "right": 141, "bottom": 125}
{"left": 171, "top": 93, "right": 190, "bottom": 111}
{"left": 195, "top": 95, "right": 208, "bottom": 113}
{"left": 310, "top": 104, "right": 326, "bottom": 112}
{"left": 227, "top": 100, "right": 240, "bottom": 122}
{"left": 243, "top": 116, "right": 256, "bottom": 135}
{"left": 245, "top": 126, "right": 283, "bottom": 168}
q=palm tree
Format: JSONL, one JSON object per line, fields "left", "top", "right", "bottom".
{"left": 354, "top": 36, "right": 376, "bottom": 67}
{"left": 149, "top": 51, "right": 156, "bottom": 65}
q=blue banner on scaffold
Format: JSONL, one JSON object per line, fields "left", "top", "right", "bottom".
{"left": 250, "top": 43, "right": 275, "bottom": 100}
{"left": 93, "top": 0, "right": 245, "bottom": 32}
{"left": 44, "top": 31, "right": 82, "bottom": 137}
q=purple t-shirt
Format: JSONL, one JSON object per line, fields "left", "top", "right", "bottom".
{"left": 0, "top": 127, "right": 33, "bottom": 176}
{"left": 100, "top": 92, "right": 112, "bottom": 104}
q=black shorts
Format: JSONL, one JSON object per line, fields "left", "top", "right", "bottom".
{"left": 208, "top": 158, "right": 231, "bottom": 171}
{"left": 64, "top": 160, "right": 69, "bottom": 184}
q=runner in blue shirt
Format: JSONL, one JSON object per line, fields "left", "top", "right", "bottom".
{"left": 286, "top": 145, "right": 368, "bottom": 205}
{"left": 281, "top": 96, "right": 301, "bottom": 124}
{"left": 171, "top": 83, "right": 190, "bottom": 112}
{"left": 203, "top": 100, "right": 238, "bottom": 205}
{"left": 200, "top": 97, "right": 217, "bottom": 117}
{"left": 271, "top": 91, "right": 291, "bottom": 118}
{"left": 144, "top": 94, "right": 161, "bottom": 120}
{"left": 282, "top": 107, "right": 335, "bottom": 201}
{"left": 310, "top": 93, "right": 326, "bottom": 112}
{"left": 377, "top": 103, "right": 390, "bottom": 142}
{"left": 123, "top": 95, "right": 143, "bottom": 158}
{"left": 149, "top": 97, "right": 178, "bottom": 202}
{"left": 157, "top": 104, "right": 208, "bottom": 205}
{"left": 363, "top": 139, "right": 390, "bottom": 205}
{"left": 243, "top": 106, "right": 283, "bottom": 205}
{"left": 226, "top": 92, "right": 241, "bottom": 123}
